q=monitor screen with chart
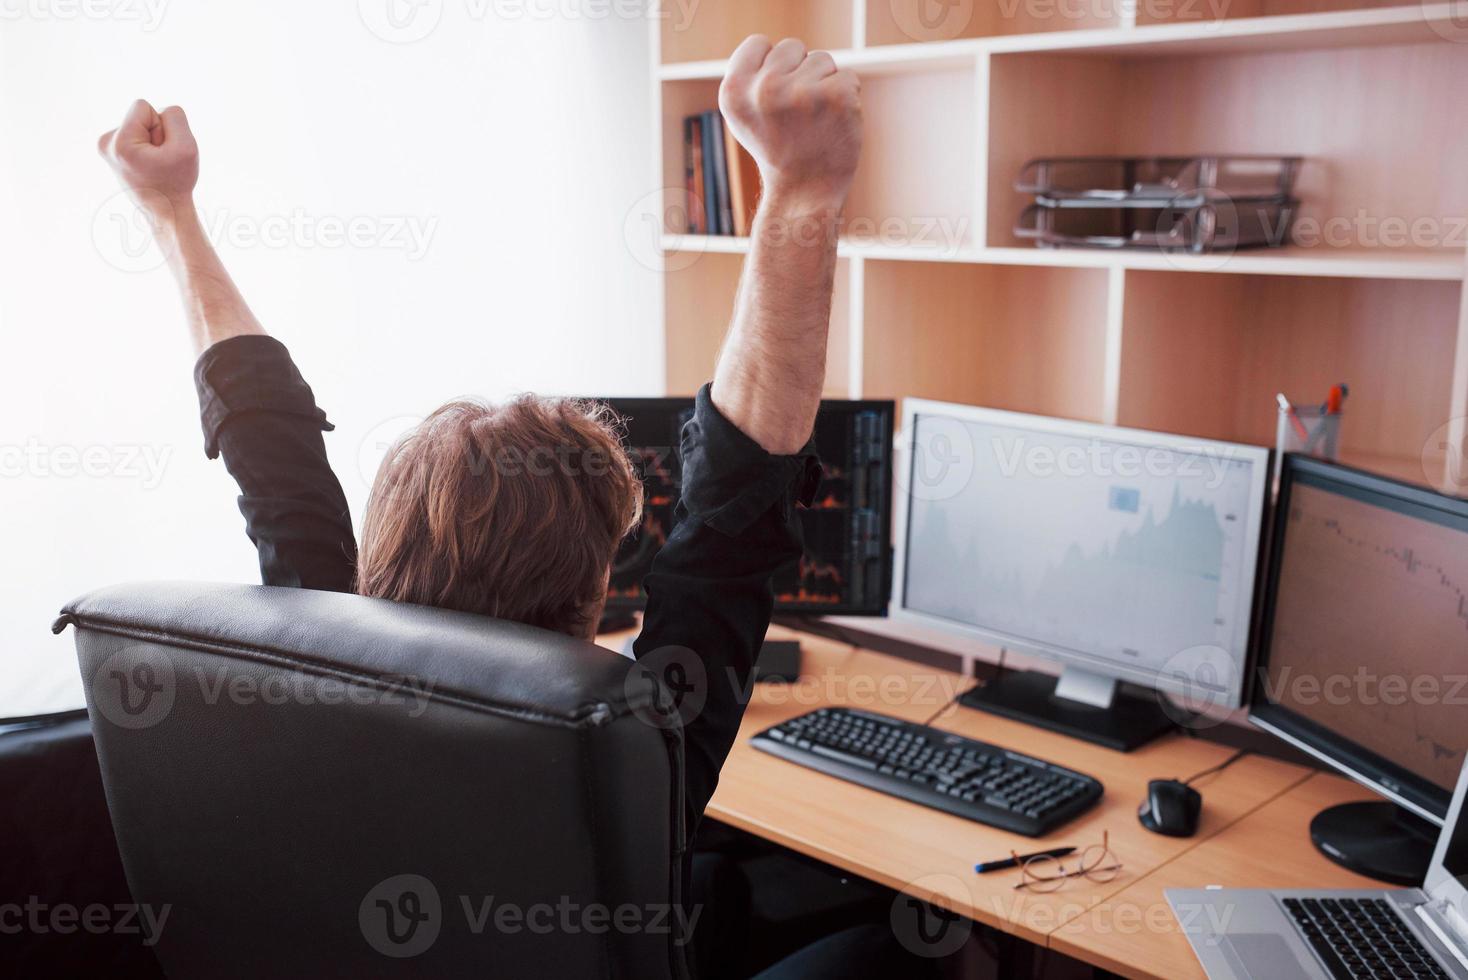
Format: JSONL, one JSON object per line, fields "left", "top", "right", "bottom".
{"left": 894, "top": 401, "right": 1271, "bottom": 711}
{"left": 1251, "top": 455, "right": 1468, "bottom": 823}
{"left": 600, "top": 397, "right": 894, "bottom": 617}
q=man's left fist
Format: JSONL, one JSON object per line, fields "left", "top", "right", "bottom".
{"left": 98, "top": 99, "right": 199, "bottom": 217}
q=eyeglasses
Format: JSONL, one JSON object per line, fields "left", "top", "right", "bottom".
{"left": 1011, "top": 831, "right": 1122, "bottom": 892}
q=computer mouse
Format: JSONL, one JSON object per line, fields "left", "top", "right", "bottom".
{"left": 1139, "top": 778, "right": 1203, "bottom": 837}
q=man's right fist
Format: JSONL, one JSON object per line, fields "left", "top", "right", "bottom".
{"left": 718, "top": 36, "right": 863, "bottom": 212}
{"left": 97, "top": 99, "right": 199, "bottom": 215}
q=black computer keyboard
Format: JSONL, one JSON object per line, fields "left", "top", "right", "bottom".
{"left": 1283, "top": 896, "right": 1450, "bottom": 980}
{"left": 750, "top": 707, "right": 1104, "bottom": 837}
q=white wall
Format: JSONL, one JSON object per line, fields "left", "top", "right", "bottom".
{"left": 0, "top": 1, "right": 664, "bottom": 715}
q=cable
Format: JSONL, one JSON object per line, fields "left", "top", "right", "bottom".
{"left": 1182, "top": 748, "right": 1250, "bottom": 786}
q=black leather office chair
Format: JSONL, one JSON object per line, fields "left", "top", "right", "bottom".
{"left": 55, "top": 581, "right": 690, "bottom": 979}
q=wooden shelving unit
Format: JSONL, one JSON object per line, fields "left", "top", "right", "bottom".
{"left": 649, "top": 1, "right": 1468, "bottom": 491}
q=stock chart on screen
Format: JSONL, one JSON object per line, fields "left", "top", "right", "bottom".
{"left": 602, "top": 398, "right": 894, "bottom": 617}
{"left": 1266, "top": 480, "right": 1468, "bottom": 791}
{"left": 901, "top": 413, "right": 1262, "bottom": 683}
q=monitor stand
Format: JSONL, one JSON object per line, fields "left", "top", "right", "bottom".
{"left": 958, "top": 665, "right": 1175, "bottom": 752}
{"left": 1310, "top": 801, "right": 1436, "bottom": 887}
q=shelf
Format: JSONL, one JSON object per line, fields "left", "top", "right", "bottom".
{"left": 1115, "top": 271, "right": 1464, "bottom": 467}
{"left": 986, "top": 42, "right": 1468, "bottom": 257}
{"left": 656, "top": 4, "right": 1464, "bottom": 77}
{"left": 862, "top": 261, "right": 1111, "bottom": 420}
{"left": 661, "top": 236, "right": 1466, "bottom": 282}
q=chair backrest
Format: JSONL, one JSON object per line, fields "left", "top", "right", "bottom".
{"left": 56, "top": 581, "right": 688, "bottom": 979}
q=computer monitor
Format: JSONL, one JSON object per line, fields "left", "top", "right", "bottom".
{"left": 601, "top": 397, "right": 895, "bottom": 621}
{"left": 1250, "top": 454, "right": 1468, "bottom": 885}
{"left": 892, "top": 400, "right": 1272, "bottom": 751}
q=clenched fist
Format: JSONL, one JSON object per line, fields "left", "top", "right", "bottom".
{"left": 97, "top": 99, "right": 199, "bottom": 220}
{"left": 718, "top": 36, "right": 862, "bottom": 213}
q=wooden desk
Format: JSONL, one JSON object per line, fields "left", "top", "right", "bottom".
{"left": 1049, "top": 773, "right": 1386, "bottom": 980}
{"left": 598, "top": 623, "right": 1350, "bottom": 977}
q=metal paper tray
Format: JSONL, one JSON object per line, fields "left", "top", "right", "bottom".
{"left": 1015, "top": 156, "right": 1302, "bottom": 206}
{"left": 1015, "top": 199, "right": 1298, "bottom": 253}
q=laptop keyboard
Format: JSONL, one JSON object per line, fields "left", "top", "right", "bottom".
{"left": 1283, "top": 896, "right": 1450, "bottom": 979}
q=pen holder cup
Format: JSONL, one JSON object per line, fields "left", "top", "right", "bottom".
{"left": 1276, "top": 405, "right": 1342, "bottom": 461}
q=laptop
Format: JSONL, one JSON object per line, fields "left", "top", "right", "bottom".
{"left": 1168, "top": 756, "right": 1468, "bottom": 980}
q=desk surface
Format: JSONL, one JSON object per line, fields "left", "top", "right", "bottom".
{"left": 1050, "top": 773, "right": 1387, "bottom": 980}
{"left": 599, "top": 624, "right": 1383, "bottom": 976}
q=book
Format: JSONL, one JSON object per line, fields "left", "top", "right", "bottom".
{"left": 723, "top": 124, "right": 761, "bottom": 237}
{"left": 682, "top": 116, "right": 701, "bottom": 235}
{"left": 698, "top": 112, "right": 719, "bottom": 235}
{"left": 689, "top": 115, "right": 706, "bottom": 235}
{"left": 705, "top": 110, "right": 733, "bottom": 235}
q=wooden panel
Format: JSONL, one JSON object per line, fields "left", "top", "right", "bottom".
{"left": 664, "top": 251, "right": 740, "bottom": 395}
{"left": 870, "top": 0, "right": 1125, "bottom": 45}
{"left": 1049, "top": 773, "right": 1386, "bottom": 980}
{"left": 988, "top": 43, "right": 1468, "bottom": 251}
{"left": 1117, "top": 271, "right": 1462, "bottom": 482}
{"left": 863, "top": 260, "right": 1112, "bottom": 421}
{"left": 986, "top": 54, "right": 1127, "bottom": 247}
{"left": 844, "top": 68, "right": 979, "bottom": 250}
{"left": 664, "top": 253, "right": 853, "bottom": 397}
{"left": 660, "top": 0, "right": 853, "bottom": 64}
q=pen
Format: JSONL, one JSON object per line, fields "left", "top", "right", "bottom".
{"left": 975, "top": 846, "right": 1076, "bottom": 874}
{"left": 1277, "top": 393, "right": 1310, "bottom": 441}
{"left": 1325, "top": 383, "right": 1348, "bottom": 415}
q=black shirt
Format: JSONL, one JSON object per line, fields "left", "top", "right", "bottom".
{"left": 194, "top": 334, "right": 820, "bottom": 851}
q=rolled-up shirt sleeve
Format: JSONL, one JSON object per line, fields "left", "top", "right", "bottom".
{"left": 633, "top": 383, "right": 822, "bottom": 847}
{"left": 193, "top": 335, "right": 357, "bottom": 593}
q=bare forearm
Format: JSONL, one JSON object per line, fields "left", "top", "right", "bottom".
{"left": 711, "top": 191, "right": 841, "bottom": 455}
{"left": 161, "top": 204, "right": 266, "bottom": 356}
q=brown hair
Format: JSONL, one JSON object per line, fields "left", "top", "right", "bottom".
{"left": 356, "top": 395, "right": 642, "bottom": 638}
